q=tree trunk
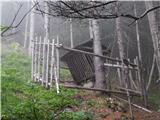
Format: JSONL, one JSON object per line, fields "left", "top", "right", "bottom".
{"left": 134, "top": 2, "right": 142, "bottom": 63}
{"left": 0, "top": 2, "right": 2, "bottom": 33}
{"left": 42, "top": 2, "right": 50, "bottom": 88}
{"left": 115, "top": 4, "right": 126, "bottom": 86}
{"left": 155, "top": 1, "right": 160, "bottom": 43}
{"left": 145, "top": 1, "right": 160, "bottom": 80}
{"left": 89, "top": 19, "right": 94, "bottom": 39}
{"left": 70, "top": 18, "right": 73, "bottom": 48}
{"left": 24, "top": 1, "right": 30, "bottom": 48}
{"left": 29, "top": 1, "right": 35, "bottom": 54}
{"left": 91, "top": 19, "right": 106, "bottom": 89}
{"left": 133, "top": 2, "right": 148, "bottom": 107}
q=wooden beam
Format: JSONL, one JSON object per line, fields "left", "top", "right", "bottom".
{"left": 104, "top": 63, "right": 138, "bottom": 70}
{"left": 56, "top": 44, "right": 122, "bottom": 62}
{"left": 61, "top": 84, "right": 140, "bottom": 96}
{"left": 117, "top": 86, "right": 142, "bottom": 95}
{"left": 113, "top": 95, "right": 152, "bottom": 113}
{"left": 80, "top": 46, "right": 110, "bottom": 55}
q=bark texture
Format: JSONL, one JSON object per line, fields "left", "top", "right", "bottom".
{"left": 91, "top": 19, "right": 106, "bottom": 89}
{"left": 145, "top": 1, "right": 160, "bottom": 79}
{"left": 115, "top": 3, "right": 126, "bottom": 86}
{"left": 29, "top": 1, "right": 35, "bottom": 54}
{"left": 70, "top": 18, "right": 73, "bottom": 48}
{"left": 24, "top": 2, "right": 30, "bottom": 48}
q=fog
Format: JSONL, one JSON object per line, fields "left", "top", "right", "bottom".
{"left": 1, "top": 0, "right": 159, "bottom": 80}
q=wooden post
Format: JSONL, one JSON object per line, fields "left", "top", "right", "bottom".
{"left": 45, "top": 39, "right": 50, "bottom": 88}
{"left": 56, "top": 36, "right": 60, "bottom": 81}
{"left": 31, "top": 38, "right": 35, "bottom": 81}
{"left": 128, "top": 59, "right": 135, "bottom": 89}
{"left": 125, "top": 66, "right": 133, "bottom": 119}
{"left": 117, "top": 57, "right": 122, "bottom": 86}
{"left": 147, "top": 55, "right": 156, "bottom": 90}
{"left": 34, "top": 37, "right": 38, "bottom": 82}
{"left": 38, "top": 36, "right": 41, "bottom": 82}
{"left": 129, "top": 70, "right": 138, "bottom": 90}
{"left": 136, "top": 56, "right": 148, "bottom": 107}
{"left": 50, "top": 39, "right": 55, "bottom": 88}
{"left": 70, "top": 18, "right": 74, "bottom": 48}
{"left": 55, "top": 36, "right": 60, "bottom": 93}
{"left": 42, "top": 38, "right": 46, "bottom": 86}
{"left": 134, "top": 58, "right": 140, "bottom": 90}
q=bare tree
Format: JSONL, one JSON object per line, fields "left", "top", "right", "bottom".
{"left": 36, "top": 1, "right": 160, "bottom": 24}
{"left": 92, "top": 19, "right": 106, "bottom": 89}
{"left": 24, "top": 1, "right": 30, "bottom": 48}
{"left": 1, "top": 2, "right": 38, "bottom": 37}
{"left": 29, "top": 1, "right": 35, "bottom": 54}
{"left": 134, "top": 2, "right": 148, "bottom": 107}
{"left": 34, "top": 1, "right": 160, "bottom": 91}
{"left": 145, "top": 1, "right": 160, "bottom": 82}
{"left": 42, "top": 1, "right": 51, "bottom": 88}
{"left": 115, "top": 2, "right": 126, "bottom": 86}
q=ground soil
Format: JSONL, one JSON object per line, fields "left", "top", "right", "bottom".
{"left": 71, "top": 91, "right": 160, "bottom": 120}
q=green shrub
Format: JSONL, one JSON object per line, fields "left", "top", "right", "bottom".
{"left": 57, "top": 111, "right": 94, "bottom": 120}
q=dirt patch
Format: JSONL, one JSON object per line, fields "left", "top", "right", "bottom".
{"left": 133, "top": 108, "right": 160, "bottom": 120}
{"left": 71, "top": 91, "right": 160, "bottom": 120}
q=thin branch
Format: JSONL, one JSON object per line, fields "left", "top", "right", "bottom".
{"left": 12, "top": 3, "right": 38, "bottom": 28}
{"left": 1, "top": 4, "right": 23, "bottom": 36}
{"left": 139, "top": 5, "right": 160, "bottom": 19}
{"left": 60, "top": 1, "right": 85, "bottom": 18}
{"left": 2, "top": 30, "right": 19, "bottom": 37}
{"left": 128, "top": 5, "right": 160, "bottom": 26}
{"left": 1, "top": 2, "right": 38, "bottom": 37}
{"left": 66, "top": 1, "right": 117, "bottom": 15}
{"left": 45, "top": 1, "right": 160, "bottom": 23}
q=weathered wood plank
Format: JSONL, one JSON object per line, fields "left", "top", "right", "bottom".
{"left": 61, "top": 84, "right": 140, "bottom": 96}
{"left": 50, "top": 39, "right": 55, "bottom": 88}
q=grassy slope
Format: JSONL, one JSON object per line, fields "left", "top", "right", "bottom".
{"left": 1, "top": 45, "right": 84, "bottom": 120}
{"left": 1, "top": 43, "right": 159, "bottom": 120}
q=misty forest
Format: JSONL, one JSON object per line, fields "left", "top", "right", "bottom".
{"left": 1, "top": 0, "right": 160, "bottom": 120}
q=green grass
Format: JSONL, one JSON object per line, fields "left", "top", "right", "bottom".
{"left": 60, "top": 68, "right": 72, "bottom": 80}
{"left": 1, "top": 44, "right": 85, "bottom": 120}
{"left": 148, "top": 90, "right": 160, "bottom": 111}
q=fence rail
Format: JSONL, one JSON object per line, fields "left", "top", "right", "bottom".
{"left": 31, "top": 36, "right": 145, "bottom": 105}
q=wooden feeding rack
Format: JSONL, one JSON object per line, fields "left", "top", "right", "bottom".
{"left": 61, "top": 40, "right": 110, "bottom": 85}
